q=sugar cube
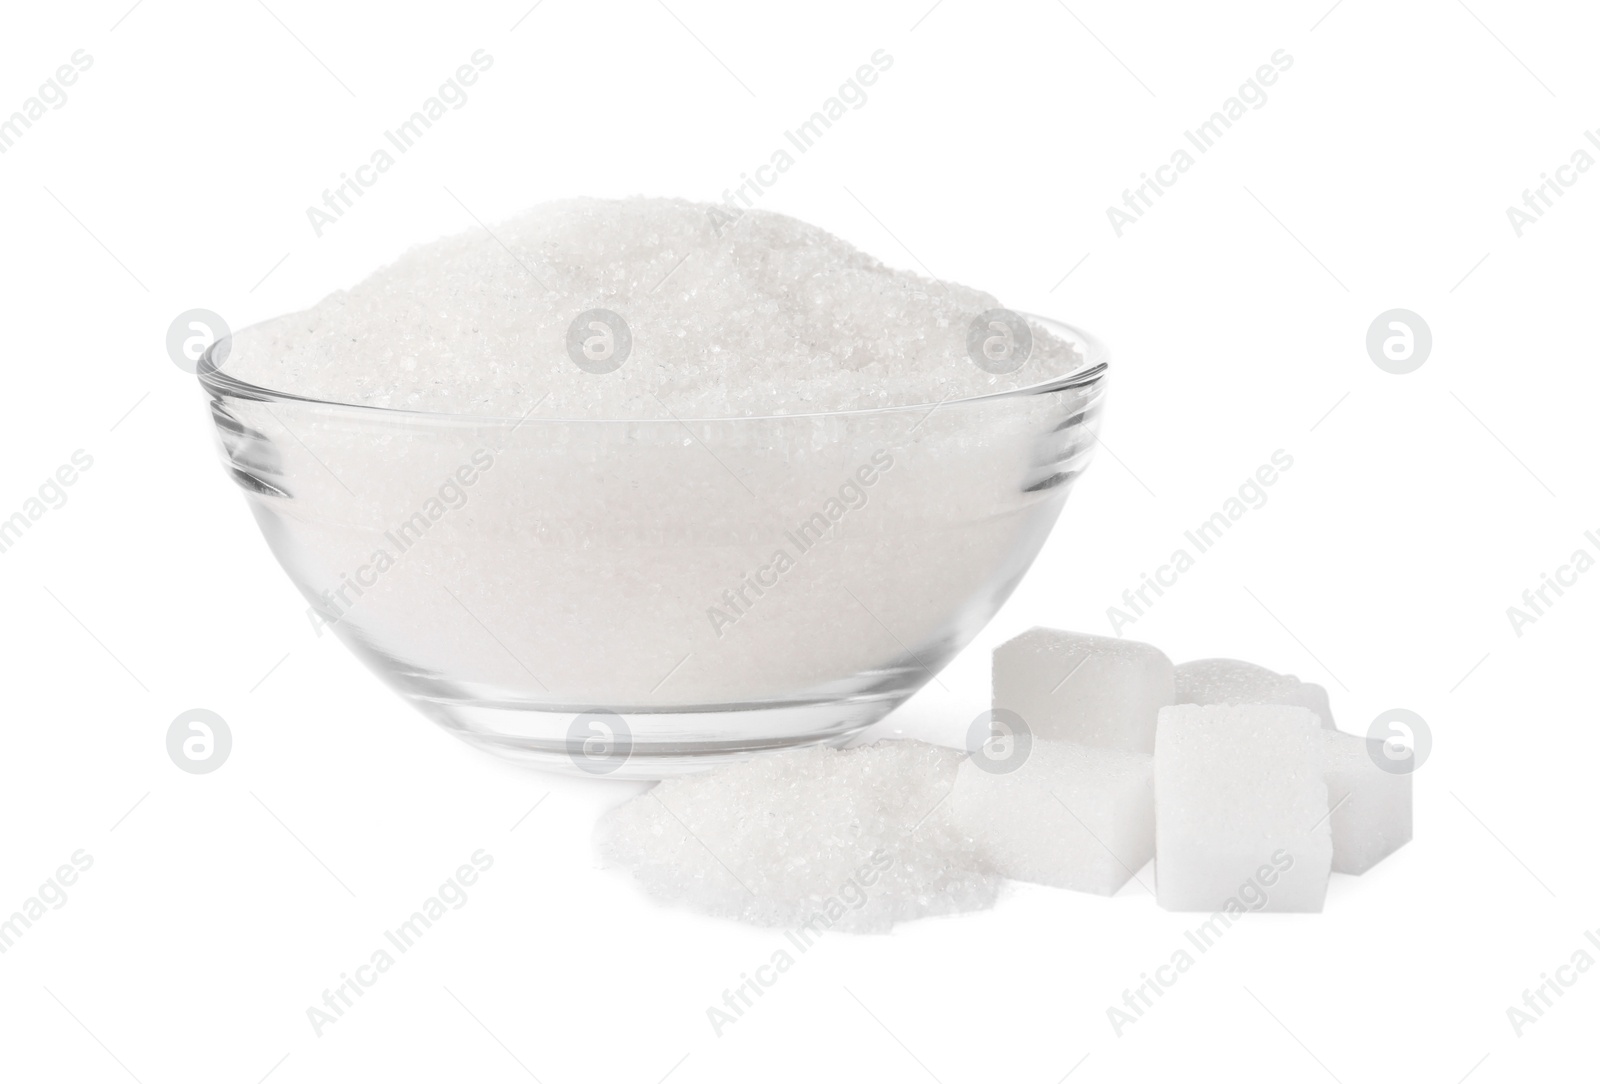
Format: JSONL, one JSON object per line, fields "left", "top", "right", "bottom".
{"left": 1174, "top": 657, "right": 1334, "bottom": 729}
{"left": 949, "top": 741, "right": 1154, "bottom": 895}
{"left": 994, "top": 628, "right": 1175, "bottom": 753}
{"left": 1322, "top": 730, "right": 1412, "bottom": 874}
{"left": 1154, "top": 704, "right": 1332, "bottom": 913}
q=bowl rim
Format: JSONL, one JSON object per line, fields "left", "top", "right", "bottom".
{"left": 197, "top": 312, "right": 1108, "bottom": 425}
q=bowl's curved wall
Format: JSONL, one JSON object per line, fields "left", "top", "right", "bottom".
{"left": 202, "top": 322, "right": 1106, "bottom": 776}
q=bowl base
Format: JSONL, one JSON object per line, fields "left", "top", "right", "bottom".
{"left": 417, "top": 695, "right": 901, "bottom": 779}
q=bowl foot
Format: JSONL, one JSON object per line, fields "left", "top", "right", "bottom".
{"left": 418, "top": 695, "right": 901, "bottom": 779}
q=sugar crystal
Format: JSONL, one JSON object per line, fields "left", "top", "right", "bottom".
{"left": 595, "top": 741, "right": 998, "bottom": 933}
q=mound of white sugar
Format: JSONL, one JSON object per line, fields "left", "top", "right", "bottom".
{"left": 225, "top": 197, "right": 1083, "bottom": 417}
{"left": 595, "top": 741, "right": 999, "bottom": 933}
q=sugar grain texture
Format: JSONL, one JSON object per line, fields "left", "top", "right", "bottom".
{"left": 595, "top": 741, "right": 999, "bottom": 934}
{"left": 226, "top": 197, "right": 1083, "bottom": 417}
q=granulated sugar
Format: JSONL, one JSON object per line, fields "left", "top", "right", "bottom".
{"left": 210, "top": 199, "right": 1100, "bottom": 719}
{"left": 225, "top": 197, "right": 1082, "bottom": 417}
{"left": 595, "top": 741, "right": 999, "bottom": 933}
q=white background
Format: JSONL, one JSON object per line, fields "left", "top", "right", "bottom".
{"left": 1, "top": 0, "right": 1595, "bottom": 1080}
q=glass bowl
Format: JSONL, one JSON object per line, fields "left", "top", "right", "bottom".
{"left": 198, "top": 315, "right": 1107, "bottom": 777}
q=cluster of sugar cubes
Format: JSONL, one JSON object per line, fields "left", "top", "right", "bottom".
{"left": 957, "top": 629, "right": 1411, "bottom": 910}
{"left": 597, "top": 630, "right": 1410, "bottom": 929}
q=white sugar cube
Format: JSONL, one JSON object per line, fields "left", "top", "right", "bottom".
{"left": 1322, "top": 730, "right": 1412, "bottom": 874}
{"left": 950, "top": 741, "right": 1154, "bottom": 895}
{"left": 1174, "top": 657, "right": 1334, "bottom": 729}
{"left": 994, "top": 628, "right": 1174, "bottom": 753}
{"left": 1154, "top": 704, "right": 1332, "bottom": 913}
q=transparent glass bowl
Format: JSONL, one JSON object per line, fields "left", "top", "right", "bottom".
{"left": 199, "top": 315, "right": 1106, "bottom": 777}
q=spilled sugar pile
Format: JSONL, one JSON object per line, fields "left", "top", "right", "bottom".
{"left": 598, "top": 629, "right": 1413, "bottom": 929}
{"left": 594, "top": 741, "right": 999, "bottom": 934}
{"left": 223, "top": 196, "right": 1083, "bottom": 417}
